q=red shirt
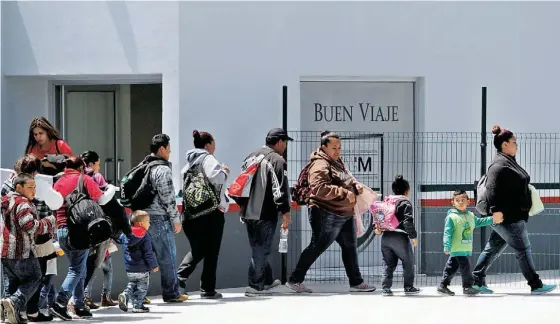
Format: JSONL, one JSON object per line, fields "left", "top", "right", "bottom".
{"left": 53, "top": 169, "right": 103, "bottom": 228}
{"left": 28, "top": 139, "right": 73, "bottom": 159}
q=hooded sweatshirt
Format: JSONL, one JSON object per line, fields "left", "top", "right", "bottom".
{"left": 443, "top": 208, "right": 493, "bottom": 256}
{"left": 308, "top": 148, "right": 358, "bottom": 216}
{"left": 121, "top": 226, "right": 158, "bottom": 273}
{"left": 181, "top": 149, "right": 229, "bottom": 213}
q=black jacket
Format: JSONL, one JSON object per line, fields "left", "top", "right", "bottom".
{"left": 486, "top": 152, "right": 532, "bottom": 223}
{"left": 239, "top": 146, "right": 291, "bottom": 221}
{"left": 394, "top": 199, "right": 417, "bottom": 239}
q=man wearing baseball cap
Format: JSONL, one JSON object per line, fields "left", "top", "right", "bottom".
{"left": 238, "top": 128, "right": 292, "bottom": 296}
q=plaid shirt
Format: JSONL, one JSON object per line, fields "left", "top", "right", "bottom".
{"left": 144, "top": 165, "right": 180, "bottom": 224}
{"left": 1, "top": 193, "right": 56, "bottom": 259}
{"left": 2, "top": 179, "right": 52, "bottom": 220}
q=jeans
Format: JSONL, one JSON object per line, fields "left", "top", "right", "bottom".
{"left": 56, "top": 227, "right": 90, "bottom": 309}
{"left": 124, "top": 272, "right": 149, "bottom": 309}
{"left": 177, "top": 210, "right": 225, "bottom": 293}
{"left": 289, "top": 207, "right": 364, "bottom": 286}
{"left": 381, "top": 232, "right": 414, "bottom": 289}
{"left": 85, "top": 255, "right": 113, "bottom": 297}
{"left": 245, "top": 219, "right": 277, "bottom": 290}
{"left": 441, "top": 256, "right": 473, "bottom": 288}
{"left": 147, "top": 215, "right": 179, "bottom": 300}
{"left": 39, "top": 279, "right": 55, "bottom": 310}
{"left": 84, "top": 240, "right": 111, "bottom": 290}
{"left": 1, "top": 267, "right": 9, "bottom": 298}
{"left": 1, "top": 258, "right": 42, "bottom": 312}
{"left": 472, "top": 220, "right": 542, "bottom": 289}
{"left": 27, "top": 257, "right": 52, "bottom": 314}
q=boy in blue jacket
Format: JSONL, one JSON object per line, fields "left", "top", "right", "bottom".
{"left": 118, "top": 211, "right": 159, "bottom": 313}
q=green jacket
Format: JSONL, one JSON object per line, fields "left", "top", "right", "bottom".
{"left": 443, "top": 209, "right": 493, "bottom": 256}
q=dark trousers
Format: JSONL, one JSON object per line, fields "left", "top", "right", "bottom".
{"left": 472, "top": 221, "right": 542, "bottom": 289}
{"left": 381, "top": 232, "right": 414, "bottom": 289}
{"left": 441, "top": 256, "right": 473, "bottom": 288}
{"left": 245, "top": 219, "right": 277, "bottom": 290}
{"left": 177, "top": 210, "right": 225, "bottom": 293}
{"left": 289, "top": 207, "right": 364, "bottom": 287}
{"left": 2, "top": 258, "right": 42, "bottom": 312}
{"left": 27, "top": 257, "right": 52, "bottom": 314}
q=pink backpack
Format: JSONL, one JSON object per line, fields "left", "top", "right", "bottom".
{"left": 370, "top": 195, "right": 409, "bottom": 231}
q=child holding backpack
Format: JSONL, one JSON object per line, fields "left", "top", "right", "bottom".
{"left": 372, "top": 174, "right": 419, "bottom": 296}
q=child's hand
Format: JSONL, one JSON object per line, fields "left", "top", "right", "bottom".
{"left": 153, "top": 267, "right": 159, "bottom": 273}
{"left": 411, "top": 239, "right": 418, "bottom": 247}
{"left": 444, "top": 251, "right": 450, "bottom": 255}
{"left": 375, "top": 228, "right": 382, "bottom": 235}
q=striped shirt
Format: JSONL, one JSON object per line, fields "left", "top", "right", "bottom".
{"left": 1, "top": 193, "right": 56, "bottom": 259}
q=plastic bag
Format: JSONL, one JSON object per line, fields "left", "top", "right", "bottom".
{"left": 354, "top": 186, "right": 379, "bottom": 236}
{"left": 528, "top": 184, "right": 544, "bottom": 216}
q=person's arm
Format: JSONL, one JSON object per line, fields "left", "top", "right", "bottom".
{"left": 486, "top": 166, "right": 509, "bottom": 214}
{"left": 396, "top": 200, "right": 417, "bottom": 239}
{"left": 308, "top": 160, "right": 353, "bottom": 203}
{"left": 57, "top": 140, "right": 74, "bottom": 156}
{"left": 93, "top": 173, "right": 109, "bottom": 190}
{"left": 143, "top": 235, "right": 159, "bottom": 270}
{"left": 202, "top": 155, "right": 228, "bottom": 190}
{"left": 475, "top": 215, "right": 494, "bottom": 228}
{"left": 152, "top": 166, "right": 181, "bottom": 225}
{"left": 84, "top": 176, "right": 115, "bottom": 205}
{"left": 269, "top": 155, "right": 291, "bottom": 215}
{"left": 443, "top": 216, "right": 454, "bottom": 253}
{"left": 16, "top": 202, "right": 56, "bottom": 236}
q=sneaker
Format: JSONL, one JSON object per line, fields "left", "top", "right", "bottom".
{"left": 264, "top": 279, "right": 282, "bottom": 290}
{"left": 49, "top": 303, "right": 72, "bottom": 321}
{"left": 118, "top": 293, "right": 128, "bottom": 312}
{"left": 84, "top": 296, "right": 99, "bottom": 310}
{"left": 382, "top": 288, "right": 393, "bottom": 296}
{"left": 201, "top": 292, "right": 223, "bottom": 299}
{"left": 285, "top": 282, "right": 312, "bottom": 293}
{"left": 473, "top": 285, "right": 494, "bottom": 294}
{"left": 531, "top": 284, "right": 557, "bottom": 295}
{"left": 437, "top": 286, "right": 455, "bottom": 296}
{"left": 245, "top": 287, "right": 273, "bottom": 297}
{"left": 18, "top": 311, "right": 29, "bottom": 324}
{"left": 350, "top": 282, "right": 376, "bottom": 292}
{"left": 132, "top": 306, "right": 150, "bottom": 313}
{"left": 404, "top": 287, "right": 421, "bottom": 295}
{"left": 164, "top": 294, "right": 188, "bottom": 303}
{"left": 28, "top": 312, "right": 54, "bottom": 322}
{"left": 143, "top": 297, "right": 151, "bottom": 305}
{"left": 74, "top": 308, "right": 92, "bottom": 319}
{"left": 1, "top": 299, "right": 17, "bottom": 324}
{"left": 463, "top": 287, "right": 481, "bottom": 296}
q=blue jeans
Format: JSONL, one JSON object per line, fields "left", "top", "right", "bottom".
{"left": 39, "top": 278, "right": 55, "bottom": 310}
{"left": 473, "top": 220, "right": 542, "bottom": 289}
{"left": 56, "top": 228, "right": 90, "bottom": 309}
{"left": 124, "top": 272, "right": 149, "bottom": 309}
{"left": 381, "top": 232, "right": 414, "bottom": 289}
{"left": 1, "top": 258, "right": 42, "bottom": 312}
{"left": 85, "top": 256, "right": 113, "bottom": 297}
{"left": 1, "top": 267, "right": 9, "bottom": 298}
{"left": 289, "top": 207, "right": 363, "bottom": 286}
{"left": 245, "top": 219, "right": 277, "bottom": 290}
{"left": 147, "top": 215, "right": 179, "bottom": 300}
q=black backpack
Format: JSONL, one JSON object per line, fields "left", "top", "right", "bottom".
{"left": 65, "top": 175, "right": 112, "bottom": 250}
{"left": 120, "top": 158, "right": 168, "bottom": 210}
{"left": 182, "top": 155, "right": 220, "bottom": 220}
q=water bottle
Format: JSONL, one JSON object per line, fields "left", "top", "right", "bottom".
{"left": 279, "top": 228, "right": 289, "bottom": 253}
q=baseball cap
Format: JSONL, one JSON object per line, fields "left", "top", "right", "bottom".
{"left": 266, "top": 128, "right": 293, "bottom": 141}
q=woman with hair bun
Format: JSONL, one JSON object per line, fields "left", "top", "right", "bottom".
{"left": 176, "top": 130, "right": 229, "bottom": 299}
{"left": 472, "top": 125, "right": 556, "bottom": 295}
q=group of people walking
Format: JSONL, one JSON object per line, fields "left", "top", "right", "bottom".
{"left": 0, "top": 117, "right": 556, "bottom": 324}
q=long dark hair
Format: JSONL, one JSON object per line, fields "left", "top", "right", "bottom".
{"left": 25, "top": 117, "right": 62, "bottom": 154}
{"left": 193, "top": 130, "right": 214, "bottom": 149}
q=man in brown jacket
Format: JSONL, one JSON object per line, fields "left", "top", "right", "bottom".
{"left": 286, "top": 131, "right": 375, "bottom": 293}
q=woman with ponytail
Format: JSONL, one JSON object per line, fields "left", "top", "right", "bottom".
{"left": 471, "top": 125, "right": 556, "bottom": 295}
{"left": 176, "top": 130, "right": 229, "bottom": 299}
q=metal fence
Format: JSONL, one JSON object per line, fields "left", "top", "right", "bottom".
{"left": 285, "top": 131, "right": 560, "bottom": 288}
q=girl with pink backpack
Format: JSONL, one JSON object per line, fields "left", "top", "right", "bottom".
{"left": 371, "top": 174, "right": 419, "bottom": 296}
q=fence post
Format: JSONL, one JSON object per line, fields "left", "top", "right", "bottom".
{"left": 479, "top": 86, "right": 488, "bottom": 249}
{"left": 281, "top": 85, "right": 288, "bottom": 284}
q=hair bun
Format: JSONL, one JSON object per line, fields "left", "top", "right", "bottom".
{"left": 394, "top": 174, "right": 404, "bottom": 181}
{"left": 320, "top": 130, "right": 330, "bottom": 137}
{"left": 491, "top": 125, "right": 501, "bottom": 135}
{"left": 192, "top": 130, "right": 200, "bottom": 138}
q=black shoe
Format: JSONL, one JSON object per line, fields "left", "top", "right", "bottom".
{"left": 463, "top": 287, "right": 481, "bottom": 296}
{"left": 201, "top": 292, "right": 223, "bottom": 299}
{"left": 404, "top": 287, "right": 421, "bottom": 295}
{"left": 28, "top": 312, "right": 54, "bottom": 322}
{"left": 132, "top": 306, "right": 150, "bottom": 313}
{"left": 382, "top": 288, "right": 393, "bottom": 296}
{"left": 49, "top": 303, "right": 72, "bottom": 321}
{"left": 74, "top": 308, "right": 92, "bottom": 319}
{"left": 437, "top": 286, "right": 455, "bottom": 296}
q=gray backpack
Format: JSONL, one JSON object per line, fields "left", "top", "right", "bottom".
{"left": 476, "top": 174, "right": 489, "bottom": 215}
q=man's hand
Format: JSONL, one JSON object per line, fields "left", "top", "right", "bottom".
{"left": 375, "top": 228, "right": 382, "bottom": 235}
{"left": 355, "top": 183, "right": 364, "bottom": 194}
{"left": 153, "top": 267, "right": 159, "bottom": 273}
{"left": 347, "top": 191, "right": 356, "bottom": 204}
{"left": 281, "top": 213, "right": 291, "bottom": 230}
{"left": 492, "top": 212, "right": 504, "bottom": 224}
{"left": 444, "top": 251, "right": 450, "bottom": 255}
{"left": 411, "top": 239, "right": 418, "bottom": 247}
{"left": 174, "top": 223, "right": 182, "bottom": 233}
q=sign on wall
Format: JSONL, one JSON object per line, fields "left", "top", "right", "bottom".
{"left": 298, "top": 80, "right": 416, "bottom": 277}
